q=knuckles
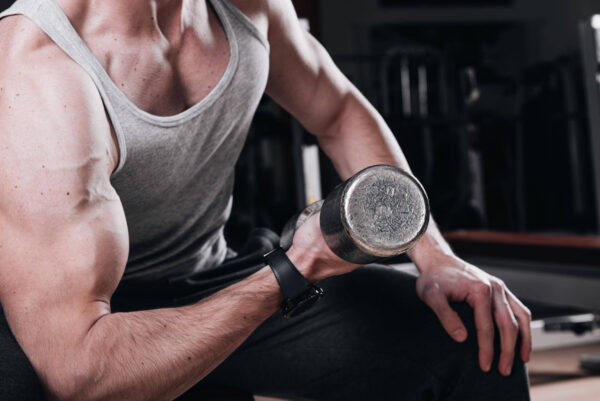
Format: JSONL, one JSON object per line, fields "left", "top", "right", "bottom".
{"left": 472, "top": 281, "right": 492, "bottom": 298}
{"left": 492, "top": 278, "right": 506, "bottom": 290}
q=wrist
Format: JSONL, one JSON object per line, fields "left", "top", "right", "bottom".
{"left": 408, "top": 232, "right": 456, "bottom": 273}
{"left": 264, "top": 247, "right": 325, "bottom": 318}
{"left": 286, "top": 245, "right": 321, "bottom": 283}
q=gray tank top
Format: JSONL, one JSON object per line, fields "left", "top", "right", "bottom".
{"left": 0, "top": 0, "right": 270, "bottom": 282}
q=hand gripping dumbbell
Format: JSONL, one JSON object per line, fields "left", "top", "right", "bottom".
{"left": 280, "top": 164, "right": 431, "bottom": 264}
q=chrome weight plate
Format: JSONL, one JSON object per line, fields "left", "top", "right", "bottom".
{"left": 342, "top": 165, "right": 429, "bottom": 258}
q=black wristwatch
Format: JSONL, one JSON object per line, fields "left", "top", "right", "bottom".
{"left": 263, "top": 247, "right": 324, "bottom": 318}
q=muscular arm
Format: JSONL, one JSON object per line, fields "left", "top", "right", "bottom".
{"left": 264, "top": 1, "right": 447, "bottom": 250}
{"left": 0, "top": 34, "right": 281, "bottom": 401}
{"left": 264, "top": 0, "right": 532, "bottom": 376}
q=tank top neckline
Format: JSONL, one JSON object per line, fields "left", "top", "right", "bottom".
{"left": 47, "top": 0, "right": 240, "bottom": 126}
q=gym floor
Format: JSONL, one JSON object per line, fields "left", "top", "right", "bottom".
{"left": 254, "top": 342, "right": 600, "bottom": 401}
{"left": 529, "top": 343, "right": 600, "bottom": 401}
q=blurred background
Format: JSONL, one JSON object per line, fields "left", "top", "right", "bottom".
{"left": 3, "top": 0, "right": 600, "bottom": 398}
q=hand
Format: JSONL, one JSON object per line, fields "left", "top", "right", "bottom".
{"left": 286, "top": 212, "right": 360, "bottom": 283}
{"left": 415, "top": 253, "right": 532, "bottom": 376}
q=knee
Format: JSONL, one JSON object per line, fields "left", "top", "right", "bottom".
{"left": 452, "top": 301, "right": 526, "bottom": 372}
{"left": 446, "top": 302, "right": 530, "bottom": 397}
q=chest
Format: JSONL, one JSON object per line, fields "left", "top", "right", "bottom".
{"left": 85, "top": 0, "right": 268, "bottom": 117}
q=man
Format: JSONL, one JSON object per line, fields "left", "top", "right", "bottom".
{"left": 0, "top": 0, "right": 531, "bottom": 399}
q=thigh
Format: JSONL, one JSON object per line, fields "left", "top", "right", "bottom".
{"left": 0, "top": 307, "right": 44, "bottom": 401}
{"left": 197, "top": 265, "right": 529, "bottom": 401}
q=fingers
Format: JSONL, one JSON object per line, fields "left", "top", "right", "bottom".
{"left": 507, "top": 292, "right": 533, "bottom": 363}
{"left": 422, "top": 284, "right": 468, "bottom": 342}
{"left": 492, "top": 282, "right": 519, "bottom": 376}
{"left": 466, "top": 284, "right": 495, "bottom": 373}
{"left": 417, "top": 264, "right": 532, "bottom": 377}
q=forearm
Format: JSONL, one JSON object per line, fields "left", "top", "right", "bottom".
{"left": 48, "top": 266, "right": 281, "bottom": 401}
{"left": 316, "top": 90, "right": 455, "bottom": 269}
{"left": 316, "top": 88, "right": 410, "bottom": 180}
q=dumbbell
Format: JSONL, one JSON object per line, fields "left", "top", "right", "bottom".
{"left": 280, "top": 164, "right": 430, "bottom": 264}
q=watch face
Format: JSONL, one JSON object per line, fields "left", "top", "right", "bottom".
{"left": 282, "top": 285, "right": 324, "bottom": 318}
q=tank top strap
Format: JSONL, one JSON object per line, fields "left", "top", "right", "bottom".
{"left": 217, "top": 0, "right": 270, "bottom": 51}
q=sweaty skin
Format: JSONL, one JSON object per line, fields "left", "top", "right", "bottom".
{"left": 0, "top": 0, "right": 531, "bottom": 400}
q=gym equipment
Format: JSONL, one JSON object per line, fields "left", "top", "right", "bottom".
{"left": 543, "top": 313, "right": 600, "bottom": 374}
{"left": 281, "top": 165, "right": 430, "bottom": 264}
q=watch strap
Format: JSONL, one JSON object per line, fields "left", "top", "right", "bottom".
{"left": 264, "top": 247, "right": 309, "bottom": 299}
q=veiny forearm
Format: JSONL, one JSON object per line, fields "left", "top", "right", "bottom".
{"left": 50, "top": 267, "right": 281, "bottom": 401}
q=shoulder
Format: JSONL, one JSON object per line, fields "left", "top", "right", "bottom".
{"left": 223, "top": 0, "right": 269, "bottom": 40}
{"left": 0, "top": 13, "right": 71, "bottom": 72}
{"left": 0, "top": 14, "right": 116, "bottom": 178}
{"left": 225, "top": 0, "right": 300, "bottom": 40}
{"left": 261, "top": 0, "right": 308, "bottom": 47}
{"left": 0, "top": 13, "right": 101, "bottom": 111}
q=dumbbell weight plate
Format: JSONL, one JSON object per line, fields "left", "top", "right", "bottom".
{"left": 320, "top": 165, "right": 430, "bottom": 264}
